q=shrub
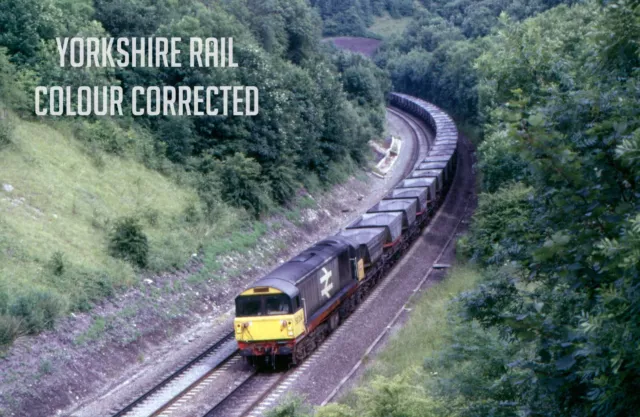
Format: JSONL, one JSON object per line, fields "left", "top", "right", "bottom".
{"left": 216, "top": 153, "right": 272, "bottom": 217}
{"left": 108, "top": 216, "right": 149, "bottom": 268}
{"left": 9, "top": 290, "right": 68, "bottom": 334}
{"left": 0, "top": 286, "right": 8, "bottom": 314}
{"left": 0, "top": 315, "right": 23, "bottom": 347}
{"left": 466, "top": 182, "right": 535, "bottom": 265}
{"left": 142, "top": 207, "right": 160, "bottom": 226}
{"left": 183, "top": 202, "right": 201, "bottom": 224}
{"left": 74, "top": 119, "right": 130, "bottom": 156}
{"left": 0, "top": 114, "right": 14, "bottom": 149}
{"left": 47, "top": 251, "right": 65, "bottom": 276}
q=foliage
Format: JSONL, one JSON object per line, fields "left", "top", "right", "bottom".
{"left": 0, "top": 0, "right": 391, "bottom": 346}
{"left": 9, "top": 290, "right": 68, "bottom": 334}
{"left": 0, "top": 0, "right": 388, "bottom": 218}
{"left": 463, "top": 182, "right": 535, "bottom": 264}
{"left": 477, "top": 129, "right": 528, "bottom": 192}
{"left": 375, "top": 0, "right": 577, "bottom": 123}
{"left": 108, "top": 217, "right": 149, "bottom": 268}
{"left": 310, "top": 0, "right": 414, "bottom": 36}
{"left": 304, "top": 2, "right": 640, "bottom": 417}
{"left": 0, "top": 115, "right": 14, "bottom": 149}
{"left": 0, "top": 315, "right": 24, "bottom": 347}
{"left": 47, "top": 251, "right": 65, "bottom": 276}
{"left": 216, "top": 153, "right": 272, "bottom": 217}
{"left": 430, "top": 2, "right": 640, "bottom": 416}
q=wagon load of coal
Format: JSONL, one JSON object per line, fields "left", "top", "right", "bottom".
{"left": 420, "top": 159, "right": 453, "bottom": 180}
{"left": 428, "top": 149, "right": 455, "bottom": 158}
{"left": 384, "top": 187, "right": 429, "bottom": 212}
{"left": 435, "top": 139, "right": 458, "bottom": 146}
{"left": 397, "top": 177, "right": 437, "bottom": 201}
{"left": 409, "top": 169, "right": 443, "bottom": 191}
{"left": 336, "top": 228, "right": 386, "bottom": 266}
{"left": 431, "top": 143, "right": 457, "bottom": 151}
{"left": 347, "top": 212, "right": 403, "bottom": 245}
{"left": 367, "top": 199, "right": 417, "bottom": 229}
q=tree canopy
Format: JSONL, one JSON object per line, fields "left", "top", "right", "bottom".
{"left": 0, "top": 0, "right": 390, "bottom": 217}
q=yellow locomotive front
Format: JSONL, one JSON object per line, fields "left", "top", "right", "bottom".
{"left": 234, "top": 285, "right": 305, "bottom": 358}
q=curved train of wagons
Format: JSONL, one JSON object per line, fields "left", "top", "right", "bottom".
{"left": 233, "top": 93, "right": 459, "bottom": 366}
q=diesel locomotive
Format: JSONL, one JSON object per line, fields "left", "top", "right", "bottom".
{"left": 234, "top": 93, "right": 459, "bottom": 366}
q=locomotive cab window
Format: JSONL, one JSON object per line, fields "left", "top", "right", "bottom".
{"left": 236, "top": 296, "right": 262, "bottom": 317}
{"left": 265, "top": 294, "right": 291, "bottom": 315}
{"left": 236, "top": 293, "right": 292, "bottom": 317}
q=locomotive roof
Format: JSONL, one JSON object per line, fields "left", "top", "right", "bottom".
{"left": 246, "top": 239, "right": 351, "bottom": 297}
{"left": 243, "top": 277, "right": 299, "bottom": 298}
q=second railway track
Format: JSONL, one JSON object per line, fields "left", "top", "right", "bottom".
{"left": 111, "top": 332, "right": 238, "bottom": 417}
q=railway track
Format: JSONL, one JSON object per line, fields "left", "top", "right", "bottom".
{"left": 202, "top": 371, "right": 289, "bottom": 417}
{"left": 111, "top": 332, "right": 237, "bottom": 417}
{"left": 109, "top": 104, "right": 435, "bottom": 417}
{"left": 387, "top": 107, "right": 431, "bottom": 179}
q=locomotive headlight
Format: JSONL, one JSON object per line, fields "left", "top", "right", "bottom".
{"left": 287, "top": 321, "right": 293, "bottom": 336}
{"left": 235, "top": 323, "right": 242, "bottom": 334}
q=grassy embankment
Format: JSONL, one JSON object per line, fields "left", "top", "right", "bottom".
{"left": 368, "top": 13, "right": 412, "bottom": 38}
{"left": 0, "top": 113, "right": 367, "bottom": 349}
{"left": 0, "top": 115, "right": 208, "bottom": 344}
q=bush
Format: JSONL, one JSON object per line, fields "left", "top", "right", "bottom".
{"left": 216, "top": 153, "right": 272, "bottom": 217}
{"left": 74, "top": 119, "right": 130, "bottom": 156}
{"left": 0, "top": 315, "right": 23, "bottom": 347}
{"left": 108, "top": 216, "right": 149, "bottom": 268}
{"left": 0, "top": 286, "right": 8, "bottom": 314}
{"left": 466, "top": 182, "right": 535, "bottom": 265}
{"left": 0, "top": 114, "right": 14, "bottom": 149}
{"left": 9, "top": 290, "right": 68, "bottom": 334}
{"left": 47, "top": 251, "right": 65, "bottom": 276}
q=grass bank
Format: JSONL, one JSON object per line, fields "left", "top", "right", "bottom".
{"left": 0, "top": 116, "right": 222, "bottom": 346}
{"left": 0, "top": 113, "right": 368, "bottom": 349}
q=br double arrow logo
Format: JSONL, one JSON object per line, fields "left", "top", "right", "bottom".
{"left": 320, "top": 267, "right": 333, "bottom": 298}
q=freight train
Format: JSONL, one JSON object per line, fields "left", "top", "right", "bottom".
{"left": 234, "top": 93, "right": 458, "bottom": 366}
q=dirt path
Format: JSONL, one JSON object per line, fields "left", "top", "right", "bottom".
{"left": 0, "top": 109, "right": 428, "bottom": 417}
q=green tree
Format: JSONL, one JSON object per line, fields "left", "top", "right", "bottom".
{"left": 216, "top": 153, "right": 272, "bottom": 216}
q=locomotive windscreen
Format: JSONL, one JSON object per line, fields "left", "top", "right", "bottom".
{"left": 236, "top": 294, "right": 292, "bottom": 317}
